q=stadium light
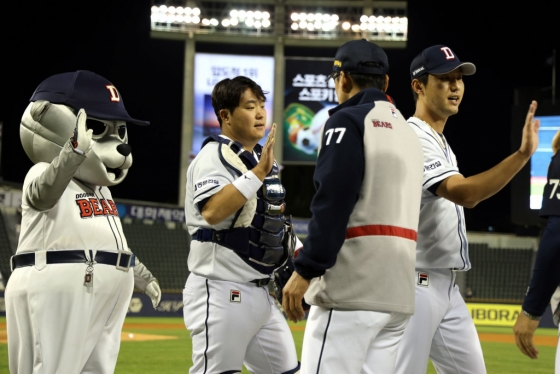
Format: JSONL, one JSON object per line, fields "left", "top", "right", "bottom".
{"left": 150, "top": 2, "right": 406, "bottom": 41}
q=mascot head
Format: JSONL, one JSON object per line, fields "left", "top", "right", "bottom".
{"left": 20, "top": 70, "right": 149, "bottom": 186}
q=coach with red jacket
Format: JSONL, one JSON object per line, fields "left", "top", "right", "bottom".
{"left": 282, "top": 39, "right": 424, "bottom": 373}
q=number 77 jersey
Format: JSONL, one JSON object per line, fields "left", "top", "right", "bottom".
{"left": 295, "top": 88, "right": 424, "bottom": 313}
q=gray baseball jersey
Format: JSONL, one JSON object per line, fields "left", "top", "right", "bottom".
{"left": 408, "top": 117, "right": 470, "bottom": 271}
{"left": 395, "top": 117, "right": 485, "bottom": 374}
{"left": 18, "top": 162, "right": 129, "bottom": 252}
{"left": 183, "top": 135, "right": 299, "bottom": 373}
{"left": 185, "top": 137, "right": 269, "bottom": 283}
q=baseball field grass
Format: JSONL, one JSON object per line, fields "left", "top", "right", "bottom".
{"left": 0, "top": 316, "right": 557, "bottom": 373}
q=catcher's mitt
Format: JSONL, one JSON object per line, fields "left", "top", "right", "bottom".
{"left": 273, "top": 256, "right": 311, "bottom": 311}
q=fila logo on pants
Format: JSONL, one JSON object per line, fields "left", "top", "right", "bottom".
{"left": 230, "top": 290, "right": 241, "bottom": 302}
{"left": 418, "top": 273, "right": 429, "bottom": 287}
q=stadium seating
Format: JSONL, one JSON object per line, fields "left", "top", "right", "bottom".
{"left": 121, "top": 218, "right": 191, "bottom": 292}
{"left": 466, "top": 243, "right": 535, "bottom": 303}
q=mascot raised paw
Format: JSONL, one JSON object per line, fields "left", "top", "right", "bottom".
{"left": 5, "top": 70, "right": 160, "bottom": 374}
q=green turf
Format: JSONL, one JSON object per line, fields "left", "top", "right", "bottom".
{"left": 1, "top": 316, "right": 557, "bottom": 373}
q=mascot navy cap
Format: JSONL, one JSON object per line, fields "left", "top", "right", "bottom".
{"left": 327, "top": 38, "right": 389, "bottom": 80}
{"left": 30, "top": 70, "right": 150, "bottom": 125}
{"left": 410, "top": 45, "right": 476, "bottom": 80}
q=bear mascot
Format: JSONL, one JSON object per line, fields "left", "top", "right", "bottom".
{"left": 5, "top": 70, "right": 161, "bottom": 374}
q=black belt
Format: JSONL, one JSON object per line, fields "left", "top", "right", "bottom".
{"left": 250, "top": 278, "right": 271, "bottom": 287}
{"left": 11, "top": 250, "right": 135, "bottom": 271}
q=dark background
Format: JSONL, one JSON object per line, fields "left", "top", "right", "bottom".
{"left": 1, "top": 0, "right": 558, "bottom": 234}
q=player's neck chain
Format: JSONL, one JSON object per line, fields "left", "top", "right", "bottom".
{"left": 414, "top": 117, "right": 447, "bottom": 151}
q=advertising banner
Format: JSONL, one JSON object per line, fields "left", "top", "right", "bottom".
{"left": 115, "top": 202, "right": 185, "bottom": 223}
{"left": 127, "top": 291, "right": 184, "bottom": 317}
{"left": 192, "top": 53, "right": 275, "bottom": 157}
{"left": 467, "top": 302, "right": 556, "bottom": 328}
{"left": 283, "top": 58, "right": 338, "bottom": 163}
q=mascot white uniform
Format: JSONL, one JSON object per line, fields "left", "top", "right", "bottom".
{"left": 5, "top": 70, "right": 161, "bottom": 374}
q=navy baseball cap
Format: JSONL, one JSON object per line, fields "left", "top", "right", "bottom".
{"left": 410, "top": 45, "right": 476, "bottom": 80}
{"left": 30, "top": 70, "right": 150, "bottom": 125}
{"left": 327, "top": 39, "right": 389, "bottom": 80}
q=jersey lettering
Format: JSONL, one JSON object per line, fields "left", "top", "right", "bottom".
{"left": 105, "top": 85, "right": 121, "bottom": 102}
{"left": 76, "top": 198, "right": 118, "bottom": 218}
{"left": 90, "top": 198, "right": 104, "bottom": 216}
{"left": 324, "top": 127, "right": 346, "bottom": 145}
{"left": 424, "top": 161, "right": 442, "bottom": 171}
{"left": 108, "top": 200, "right": 119, "bottom": 216}
{"left": 100, "top": 199, "right": 113, "bottom": 216}
{"left": 194, "top": 178, "right": 220, "bottom": 192}
{"left": 75, "top": 192, "right": 95, "bottom": 199}
{"left": 440, "top": 47, "right": 455, "bottom": 60}
{"left": 372, "top": 120, "right": 393, "bottom": 129}
{"left": 76, "top": 199, "right": 94, "bottom": 218}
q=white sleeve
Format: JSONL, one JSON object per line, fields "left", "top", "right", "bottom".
{"left": 189, "top": 146, "right": 236, "bottom": 214}
{"left": 415, "top": 129, "right": 460, "bottom": 204}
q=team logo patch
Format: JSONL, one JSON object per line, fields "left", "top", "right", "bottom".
{"left": 424, "top": 161, "right": 442, "bottom": 172}
{"left": 372, "top": 120, "right": 393, "bottom": 129}
{"left": 194, "top": 178, "right": 220, "bottom": 192}
{"left": 440, "top": 47, "right": 455, "bottom": 60}
{"left": 230, "top": 290, "right": 241, "bottom": 302}
{"left": 105, "top": 85, "right": 121, "bottom": 102}
{"left": 390, "top": 107, "right": 398, "bottom": 118}
{"left": 418, "top": 272, "right": 429, "bottom": 287}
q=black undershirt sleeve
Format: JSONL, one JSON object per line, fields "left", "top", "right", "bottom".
{"left": 428, "top": 180, "right": 443, "bottom": 196}
{"left": 196, "top": 196, "right": 212, "bottom": 213}
{"left": 522, "top": 216, "right": 560, "bottom": 316}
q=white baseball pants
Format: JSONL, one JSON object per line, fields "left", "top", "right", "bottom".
{"left": 300, "top": 306, "right": 410, "bottom": 373}
{"left": 6, "top": 262, "right": 134, "bottom": 374}
{"left": 556, "top": 324, "right": 560, "bottom": 374}
{"left": 183, "top": 273, "right": 299, "bottom": 374}
{"left": 395, "top": 268, "right": 486, "bottom": 374}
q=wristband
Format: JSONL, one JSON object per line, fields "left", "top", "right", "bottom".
{"left": 522, "top": 309, "right": 541, "bottom": 321}
{"left": 232, "top": 171, "right": 262, "bottom": 199}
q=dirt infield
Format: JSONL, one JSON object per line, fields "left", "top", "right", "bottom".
{"left": 0, "top": 328, "right": 179, "bottom": 344}
{"left": 122, "top": 323, "right": 185, "bottom": 330}
{"left": 1, "top": 324, "right": 558, "bottom": 346}
{"left": 479, "top": 333, "right": 557, "bottom": 347}
{"left": 121, "top": 331, "right": 178, "bottom": 342}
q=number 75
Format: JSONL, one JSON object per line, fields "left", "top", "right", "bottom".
{"left": 549, "top": 179, "right": 560, "bottom": 199}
